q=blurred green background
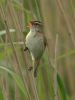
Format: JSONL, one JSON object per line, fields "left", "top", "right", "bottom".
{"left": 0, "top": 0, "right": 75, "bottom": 100}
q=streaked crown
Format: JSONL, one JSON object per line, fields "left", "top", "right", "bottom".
{"left": 29, "top": 21, "right": 42, "bottom": 28}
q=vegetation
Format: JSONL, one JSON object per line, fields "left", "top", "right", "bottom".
{"left": 0, "top": 0, "right": 75, "bottom": 100}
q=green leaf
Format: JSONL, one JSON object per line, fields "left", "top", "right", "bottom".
{"left": 57, "top": 74, "right": 68, "bottom": 100}
{"left": 34, "top": 0, "right": 41, "bottom": 20}
{"left": 0, "top": 66, "right": 26, "bottom": 96}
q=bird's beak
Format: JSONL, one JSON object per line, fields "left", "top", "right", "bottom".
{"left": 26, "top": 22, "right": 32, "bottom": 28}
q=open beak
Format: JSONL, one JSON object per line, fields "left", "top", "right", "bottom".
{"left": 26, "top": 22, "right": 32, "bottom": 28}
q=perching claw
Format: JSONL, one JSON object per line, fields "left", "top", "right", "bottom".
{"left": 28, "top": 66, "right": 33, "bottom": 71}
{"left": 24, "top": 47, "right": 28, "bottom": 51}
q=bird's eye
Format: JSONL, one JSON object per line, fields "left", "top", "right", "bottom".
{"left": 35, "top": 23, "right": 38, "bottom": 26}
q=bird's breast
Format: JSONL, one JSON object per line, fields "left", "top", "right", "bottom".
{"left": 26, "top": 32, "right": 45, "bottom": 59}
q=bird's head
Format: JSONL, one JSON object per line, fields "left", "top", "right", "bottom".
{"left": 27, "top": 21, "right": 43, "bottom": 32}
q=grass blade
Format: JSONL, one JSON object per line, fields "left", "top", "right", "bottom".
{"left": 0, "top": 66, "right": 26, "bottom": 96}
{"left": 57, "top": 74, "right": 68, "bottom": 100}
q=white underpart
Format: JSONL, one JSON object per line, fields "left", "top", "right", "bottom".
{"left": 26, "top": 28, "right": 45, "bottom": 60}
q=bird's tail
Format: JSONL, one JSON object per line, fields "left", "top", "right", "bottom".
{"left": 33, "top": 59, "right": 40, "bottom": 77}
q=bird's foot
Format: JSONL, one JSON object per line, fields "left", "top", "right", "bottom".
{"left": 28, "top": 66, "right": 33, "bottom": 71}
{"left": 24, "top": 47, "right": 28, "bottom": 51}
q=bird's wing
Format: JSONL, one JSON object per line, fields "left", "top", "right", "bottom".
{"left": 37, "top": 32, "right": 47, "bottom": 47}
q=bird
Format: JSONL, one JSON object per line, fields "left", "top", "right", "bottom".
{"left": 24, "top": 21, "right": 46, "bottom": 77}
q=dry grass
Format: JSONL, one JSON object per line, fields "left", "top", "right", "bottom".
{"left": 0, "top": 0, "right": 75, "bottom": 100}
